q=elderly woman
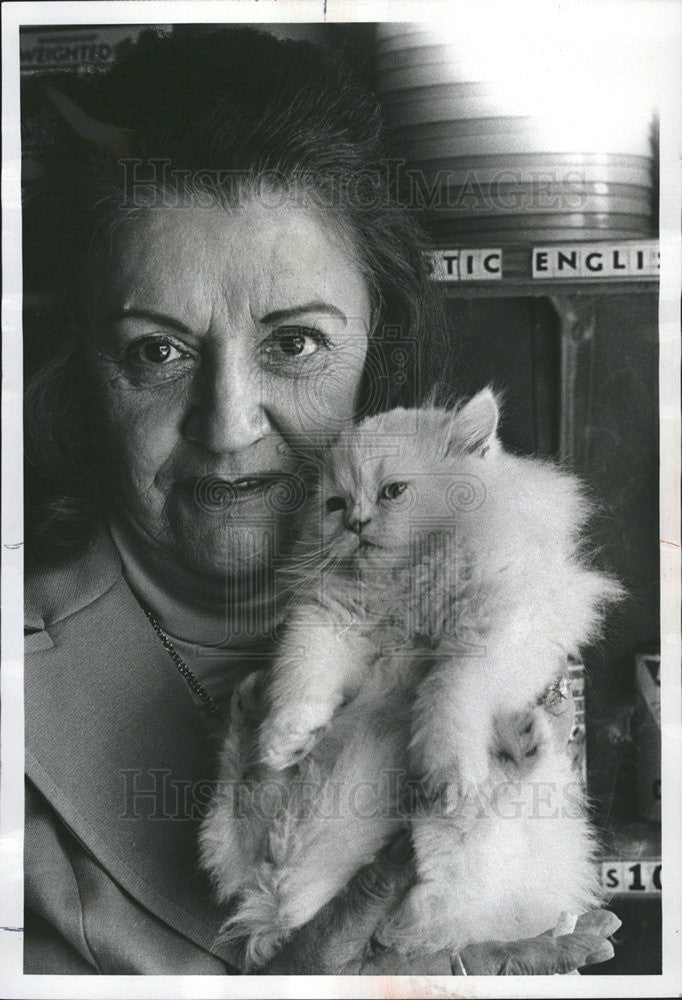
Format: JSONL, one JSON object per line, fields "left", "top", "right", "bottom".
{"left": 22, "top": 27, "right": 618, "bottom": 976}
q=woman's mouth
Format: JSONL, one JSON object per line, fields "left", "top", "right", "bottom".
{"left": 180, "top": 474, "right": 307, "bottom": 513}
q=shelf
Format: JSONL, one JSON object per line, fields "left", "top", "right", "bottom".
{"left": 438, "top": 278, "right": 658, "bottom": 299}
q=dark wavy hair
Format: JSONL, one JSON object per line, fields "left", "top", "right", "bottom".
{"left": 23, "top": 26, "right": 450, "bottom": 565}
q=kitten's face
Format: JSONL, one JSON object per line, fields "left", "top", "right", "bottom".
{"left": 319, "top": 441, "right": 451, "bottom": 562}
{"left": 306, "top": 392, "right": 500, "bottom": 566}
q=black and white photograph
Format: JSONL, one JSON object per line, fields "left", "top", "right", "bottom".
{"left": 1, "top": 1, "right": 680, "bottom": 996}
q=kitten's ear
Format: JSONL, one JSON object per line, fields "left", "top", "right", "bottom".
{"left": 447, "top": 388, "right": 500, "bottom": 457}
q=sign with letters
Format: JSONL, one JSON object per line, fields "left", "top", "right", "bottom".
{"left": 532, "top": 241, "right": 660, "bottom": 279}
{"left": 600, "top": 860, "right": 661, "bottom": 895}
{"left": 429, "top": 249, "right": 503, "bottom": 282}
{"left": 20, "top": 25, "right": 167, "bottom": 75}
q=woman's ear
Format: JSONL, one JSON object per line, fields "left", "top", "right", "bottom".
{"left": 447, "top": 387, "right": 500, "bottom": 458}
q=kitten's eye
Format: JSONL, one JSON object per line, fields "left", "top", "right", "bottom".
{"left": 326, "top": 496, "right": 347, "bottom": 513}
{"left": 379, "top": 482, "right": 409, "bottom": 501}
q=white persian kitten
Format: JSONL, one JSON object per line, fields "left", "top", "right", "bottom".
{"left": 200, "top": 389, "right": 621, "bottom": 968}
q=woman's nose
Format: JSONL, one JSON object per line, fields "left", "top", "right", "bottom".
{"left": 182, "top": 357, "right": 271, "bottom": 454}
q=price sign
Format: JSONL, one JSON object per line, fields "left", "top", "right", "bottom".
{"left": 600, "top": 860, "right": 661, "bottom": 895}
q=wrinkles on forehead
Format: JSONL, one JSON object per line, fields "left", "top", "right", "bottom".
{"left": 82, "top": 195, "right": 371, "bottom": 342}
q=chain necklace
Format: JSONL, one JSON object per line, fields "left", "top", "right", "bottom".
{"left": 143, "top": 608, "right": 227, "bottom": 722}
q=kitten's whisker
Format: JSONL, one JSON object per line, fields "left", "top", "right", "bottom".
{"left": 276, "top": 538, "right": 341, "bottom": 600}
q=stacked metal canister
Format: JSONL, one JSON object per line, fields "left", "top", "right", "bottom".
{"left": 375, "top": 22, "right": 657, "bottom": 245}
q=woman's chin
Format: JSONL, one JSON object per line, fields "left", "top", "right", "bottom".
{"left": 169, "top": 527, "right": 276, "bottom": 580}
{"left": 164, "top": 501, "right": 294, "bottom": 580}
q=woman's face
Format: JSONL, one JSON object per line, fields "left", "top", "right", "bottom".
{"left": 83, "top": 198, "right": 371, "bottom": 579}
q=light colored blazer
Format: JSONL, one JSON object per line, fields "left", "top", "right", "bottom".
{"left": 24, "top": 528, "right": 239, "bottom": 973}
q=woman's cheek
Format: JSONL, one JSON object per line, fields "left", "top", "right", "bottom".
{"left": 284, "top": 340, "right": 368, "bottom": 434}
{"left": 102, "top": 386, "right": 186, "bottom": 503}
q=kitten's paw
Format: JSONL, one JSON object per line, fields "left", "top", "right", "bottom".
{"left": 493, "top": 706, "right": 550, "bottom": 776}
{"left": 259, "top": 725, "right": 327, "bottom": 770}
{"left": 258, "top": 704, "right": 333, "bottom": 770}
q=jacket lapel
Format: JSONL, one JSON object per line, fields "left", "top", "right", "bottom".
{"left": 25, "top": 531, "right": 238, "bottom": 963}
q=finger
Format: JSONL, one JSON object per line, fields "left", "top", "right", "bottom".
{"left": 458, "top": 939, "right": 513, "bottom": 974}
{"left": 261, "top": 831, "right": 415, "bottom": 974}
{"left": 461, "top": 930, "right": 614, "bottom": 975}
{"left": 545, "top": 707, "right": 575, "bottom": 754}
{"left": 363, "top": 945, "right": 452, "bottom": 975}
{"left": 536, "top": 907, "right": 620, "bottom": 942}
{"left": 542, "top": 678, "right": 576, "bottom": 750}
{"left": 553, "top": 931, "right": 615, "bottom": 973}
{"left": 574, "top": 908, "right": 622, "bottom": 938}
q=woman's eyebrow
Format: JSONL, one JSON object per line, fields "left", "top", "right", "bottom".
{"left": 110, "top": 308, "right": 191, "bottom": 335}
{"left": 260, "top": 302, "right": 347, "bottom": 325}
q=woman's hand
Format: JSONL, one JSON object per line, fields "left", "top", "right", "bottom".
{"left": 458, "top": 910, "right": 621, "bottom": 975}
{"left": 260, "top": 831, "right": 620, "bottom": 975}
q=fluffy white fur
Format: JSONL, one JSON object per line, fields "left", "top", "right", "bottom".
{"left": 200, "top": 389, "right": 622, "bottom": 968}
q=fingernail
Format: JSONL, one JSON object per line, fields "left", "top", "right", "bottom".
{"left": 386, "top": 831, "right": 413, "bottom": 864}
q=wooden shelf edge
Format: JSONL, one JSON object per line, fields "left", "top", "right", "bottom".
{"left": 437, "top": 279, "right": 659, "bottom": 298}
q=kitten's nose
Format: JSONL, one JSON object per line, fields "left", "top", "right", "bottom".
{"left": 345, "top": 514, "right": 372, "bottom": 535}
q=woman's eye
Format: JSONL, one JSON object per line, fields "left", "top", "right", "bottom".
{"left": 263, "top": 325, "right": 330, "bottom": 362}
{"left": 326, "top": 496, "right": 347, "bottom": 514}
{"left": 380, "top": 481, "right": 409, "bottom": 501}
{"left": 128, "top": 338, "right": 187, "bottom": 366}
